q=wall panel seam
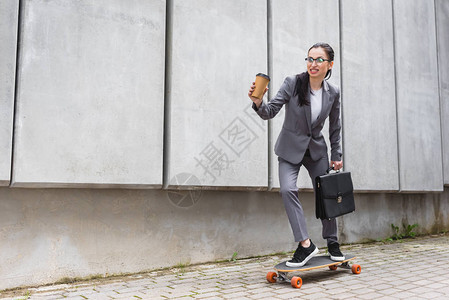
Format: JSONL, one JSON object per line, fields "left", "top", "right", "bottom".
{"left": 338, "top": 0, "right": 345, "bottom": 169}
{"left": 434, "top": 0, "right": 445, "bottom": 185}
{"left": 391, "top": 0, "right": 402, "bottom": 192}
{"left": 10, "top": 0, "right": 23, "bottom": 187}
{"left": 267, "top": 0, "right": 273, "bottom": 190}
{"left": 163, "top": 0, "right": 173, "bottom": 189}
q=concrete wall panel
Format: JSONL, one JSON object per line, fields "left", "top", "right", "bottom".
{"left": 436, "top": 0, "right": 449, "bottom": 185}
{"left": 394, "top": 0, "right": 443, "bottom": 191}
{"left": 0, "top": 1, "right": 19, "bottom": 186}
{"left": 270, "top": 0, "right": 340, "bottom": 190}
{"left": 12, "top": 0, "right": 166, "bottom": 187}
{"left": 167, "top": 0, "right": 268, "bottom": 188}
{"left": 341, "top": 0, "right": 399, "bottom": 191}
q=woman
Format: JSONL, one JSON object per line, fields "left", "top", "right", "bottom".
{"left": 248, "top": 43, "right": 344, "bottom": 267}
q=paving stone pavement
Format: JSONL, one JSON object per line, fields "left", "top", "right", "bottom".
{"left": 1, "top": 233, "right": 449, "bottom": 300}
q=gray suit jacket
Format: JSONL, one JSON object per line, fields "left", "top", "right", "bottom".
{"left": 253, "top": 75, "right": 342, "bottom": 164}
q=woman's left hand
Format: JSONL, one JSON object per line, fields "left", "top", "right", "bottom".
{"left": 331, "top": 160, "right": 343, "bottom": 170}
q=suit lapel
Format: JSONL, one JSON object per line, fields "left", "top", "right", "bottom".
{"left": 304, "top": 88, "right": 312, "bottom": 132}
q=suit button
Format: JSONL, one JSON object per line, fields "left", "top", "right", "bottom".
{"left": 307, "top": 134, "right": 311, "bottom": 137}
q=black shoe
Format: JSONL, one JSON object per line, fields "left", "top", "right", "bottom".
{"left": 328, "top": 242, "right": 345, "bottom": 261}
{"left": 286, "top": 240, "right": 319, "bottom": 267}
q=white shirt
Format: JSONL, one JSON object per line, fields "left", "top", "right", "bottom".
{"left": 310, "top": 88, "right": 323, "bottom": 123}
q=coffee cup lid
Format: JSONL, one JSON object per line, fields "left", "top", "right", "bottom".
{"left": 256, "top": 73, "right": 270, "bottom": 81}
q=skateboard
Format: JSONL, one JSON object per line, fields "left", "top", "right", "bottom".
{"left": 266, "top": 254, "right": 361, "bottom": 288}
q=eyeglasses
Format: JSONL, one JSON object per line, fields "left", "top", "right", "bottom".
{"left": 305, "top": 57, "right": 331, "bottom": 64}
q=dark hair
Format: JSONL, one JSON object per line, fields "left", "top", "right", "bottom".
{"left": 310, "top": 42, "right": 334, "bottom": 80}
{"left": 294, "top": 43, "right": 335, "bottom": 106}
{"left": 294, "top": 72, "right": 310, "bottom": 107}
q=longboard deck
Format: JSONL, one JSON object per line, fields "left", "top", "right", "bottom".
{"left": 267, "top": 254, "right": 361, "bottom": 288}
{"left": 274, "top": 254, "right": 356, "bottom": 272}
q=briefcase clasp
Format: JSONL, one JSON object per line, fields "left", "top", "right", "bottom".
{"left": 337, "top": 196, "right": 342, "bottom": 203}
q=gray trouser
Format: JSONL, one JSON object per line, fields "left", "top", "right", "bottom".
{"left": 278, "top": 154, "right": 338, "bottom": 244}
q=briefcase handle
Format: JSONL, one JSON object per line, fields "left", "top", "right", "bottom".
{"left": 326, "top": 167, "right": 341, "bottom": 174}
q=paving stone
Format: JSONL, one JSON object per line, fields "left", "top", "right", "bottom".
{"left": 298, "top": 290, "right": 328, "bottom": 299}
{"left": 377, "top": 287, "right": 403, "bottom": 296}
{"left": 331, "top": 292, "right": 360, "bottom": 299}
{"left": 352, "top": 287, "right": 378, "bottom": 295}
{"left": 195, "top": 286, "right": 221, "bottom": 293}
{"left": 248, "top": 293, "right": 279, "bottom": 300}
{"left": 356, "top": 292, "right": 384, "bottom": 299}
{"left": 81, "top": 294, "right": 112, "bottom": 300}
{"left": 222, "top": 291, "right": 253, "bottom": 299}
{"left": 112, "top": 291, "right": 149, "bottom": 299}
{"left": 220, "top": 287, "right": 247, "bottom": 294}
{"left": 135, "top": 296, "right": 167, "bottom": 300}
{"left": 113, "top": 286, "right": 144, "bottom": 294}
{"left": 125, "top": 279, "right": 157, "bottom": 287}
{"left": 193, "top": 291, "right": 222, "bottom": 299}
{"left": 389, "top": 291, "right": 418, "bottom": 299}
{"left": 421, "top": 291, "right": 446, "bottom": 299}
{"left": 29, "top": 295, "right": 64, "bottom": 300}
{"left": 275, "top": 291, "right": 306, "bottom": 299}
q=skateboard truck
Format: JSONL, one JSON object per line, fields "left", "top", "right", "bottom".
{"left": 277, "top": 272, "right": 288, "bottom": 282}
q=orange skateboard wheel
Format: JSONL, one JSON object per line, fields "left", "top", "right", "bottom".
{"left": 352, "top": 264, "right": 361, "bottom": 274}
{"left": 329, "top": 265, "right": 338, "bottom": 270}
{"left": 266, "top": 271, "right": 277, "bottom": 283}
{"left": 291, "top": 276, "right": 303, "bottom": 288}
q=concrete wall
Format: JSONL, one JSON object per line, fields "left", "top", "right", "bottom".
{"left": 12, "top": 0, "right": 166, "bottom": 188}
{"left": 1, "top": 0, "right": 449, "bottom": 290}
{"left": 0, "top": 0, "right": 19, "bottom": 186}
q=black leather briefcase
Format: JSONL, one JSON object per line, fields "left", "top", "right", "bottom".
{"left": 315, "top": 168, "right": 355, "bottom": 220}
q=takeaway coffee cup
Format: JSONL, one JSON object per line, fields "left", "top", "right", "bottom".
{"left": 251, "top": 73, "right": 270, "bottom": 99}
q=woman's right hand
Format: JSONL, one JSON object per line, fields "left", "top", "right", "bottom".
{"left": 248, "top": 82, "right": 268, "bottom": 108}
